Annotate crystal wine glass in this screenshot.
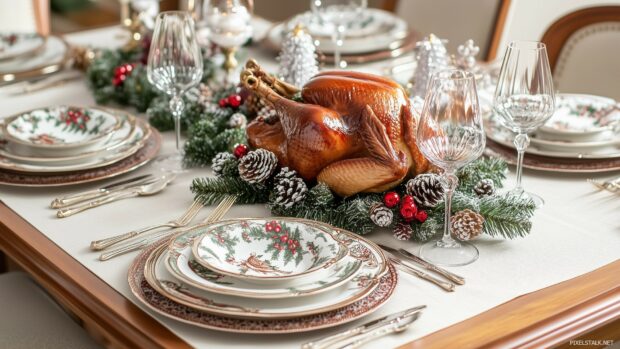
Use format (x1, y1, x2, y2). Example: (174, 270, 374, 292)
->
(494, 41, 555, 207)
(310, 0, 367, 69)
(147, 11, 203, 172)
(417, 69, 486, 266)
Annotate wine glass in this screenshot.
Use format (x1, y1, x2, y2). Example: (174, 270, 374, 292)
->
(147, 11, 204, 172)
(310, 0, 367, 69)
(417, 69, 486, 266)
(493, 41, 555, 207)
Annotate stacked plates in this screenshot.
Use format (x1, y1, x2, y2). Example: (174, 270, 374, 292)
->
(0, 33, 70, 84)
(0, 106, 161, 186)
(486, 94, 620, 172)
(128, 218, 397, 333)
(264, 9, 416, 64)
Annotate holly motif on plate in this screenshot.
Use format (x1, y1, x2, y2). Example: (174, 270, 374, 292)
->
(187, 260, 232, 285)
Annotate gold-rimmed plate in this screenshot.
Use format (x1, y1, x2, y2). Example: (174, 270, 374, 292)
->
(0, 35, 70, 84)
(0, 33, 46, 61)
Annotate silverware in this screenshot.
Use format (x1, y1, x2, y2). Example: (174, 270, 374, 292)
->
(388, 256, 455, 292)
(587, 177, 620, 192)
(10, 72, 83, 95)
(99, 195, 237, 261)
(378, 244, 465, 285)
(302, 306, 426, 349)
(56, 174, 176, 218)
(50, 174, 154, 209)
(89, 199, 204, 251)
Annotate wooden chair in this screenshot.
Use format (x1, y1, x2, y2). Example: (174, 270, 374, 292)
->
(0, 0, 49, 35)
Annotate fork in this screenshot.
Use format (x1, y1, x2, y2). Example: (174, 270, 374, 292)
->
(89, 199, 204, 251)
(98, 195, 237, 261)
(587, 177, 620, 192)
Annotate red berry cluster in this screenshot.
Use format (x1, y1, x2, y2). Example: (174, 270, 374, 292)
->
(265, 221, 300, 254)
(62, 109, 89, 128)
(233, 143, 249, 158)
(383, 191, 428, 223)
(112, 63, 135, 87)
(219, 94, 243, 109)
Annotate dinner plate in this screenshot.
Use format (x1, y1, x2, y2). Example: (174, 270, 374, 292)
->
(128, 236, 397, 333)
(191, 219, 348, 282)
(167, 220, 362, 299)
(2, 106, 122, 154)
(0, 118, 150, 173)
(0, 111, 137, 165)
(0, 35, 70, 83)
(144, 220, 388, 319)
(0, 33, 46, 61)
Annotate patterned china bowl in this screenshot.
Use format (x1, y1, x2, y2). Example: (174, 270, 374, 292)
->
(192, 219, 349, 283)
(1, 106, 121, 156)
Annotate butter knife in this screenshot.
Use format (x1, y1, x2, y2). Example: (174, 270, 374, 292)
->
(301, 306, 426, 349)
(388, 256, 455, 292)
(50, 174, 153, 208)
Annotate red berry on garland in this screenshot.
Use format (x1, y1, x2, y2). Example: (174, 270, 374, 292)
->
(415, 210, 428, 223)
(227, 94, 242, 108)
(399, 200, 418, 222)
(383, 191, 400, 208)
(233, 144, 249, 158)
(402, 195, 414, 204)
(219, 98, 229, 108)
(112, 63, 136, 87)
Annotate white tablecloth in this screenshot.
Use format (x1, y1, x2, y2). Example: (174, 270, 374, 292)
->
(0, 24, 619, 349)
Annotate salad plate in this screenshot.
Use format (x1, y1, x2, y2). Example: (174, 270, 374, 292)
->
(0, 33, 46, 61)
(0, 35, 70, 83)
(167, 220, 362, 299)
(192, 219, 348, 282)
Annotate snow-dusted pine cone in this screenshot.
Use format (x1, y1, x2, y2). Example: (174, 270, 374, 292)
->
(451, 209, 485, 241)
(228, 112, 247, 129)
(474, 179, 495, 197)
(238, 149, 278, 184)
(406, 173, 444, 208)
(369, 203, 393, 227)
(211, 152, 236, 177)
(393, 223, 413, 241)
(197, 83, 213, 106)
(271, 167, 308, 209)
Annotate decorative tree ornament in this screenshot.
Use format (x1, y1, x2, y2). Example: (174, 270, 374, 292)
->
(369, 203, 393, 227)
(383, 191, 401, 208)
(233, 143, 249, 159)
(408, 34, 450, 98)
(393, 223, 413, 241)
(474, 179, 495, 197)
(277, 24, 319, 87)
(406, 173, 445, 208)
(272, 167, 308, 209)
(228, 112, 247, 129)
(399, 199, 418, 222)
(238, 148, 278, 184)
(454, 39, 480, 71)
(211, 152, 237, 177)
(451, 209, 485, 241)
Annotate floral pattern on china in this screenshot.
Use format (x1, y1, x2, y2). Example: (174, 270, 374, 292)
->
(4, 106, 120, 148)
(192, 219, 348, 280)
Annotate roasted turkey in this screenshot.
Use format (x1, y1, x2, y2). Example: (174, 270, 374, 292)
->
(241, 60, 429, 197)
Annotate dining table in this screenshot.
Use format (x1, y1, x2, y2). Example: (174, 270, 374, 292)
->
(0, 19, 619, 349)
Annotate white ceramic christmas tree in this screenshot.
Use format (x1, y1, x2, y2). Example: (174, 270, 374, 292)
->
(277, 24, 319, 88)
(409, 34, 450, 98)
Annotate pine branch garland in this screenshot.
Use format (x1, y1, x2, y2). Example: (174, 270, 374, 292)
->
(457, 157, 507, 192)
(191, 177, 269, 205)
(478, 194, 535, 239)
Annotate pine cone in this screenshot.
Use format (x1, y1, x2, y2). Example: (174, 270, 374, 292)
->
(238, 149, 278, 184)
(198, 83, 213, 106)
(228, 112, 247, 129)
(211, 152, 238, 177)
(272, 167, 308, 208)
(406, 174, 444, 208)
(474, 179, 495, 197)
(451, 209, 485, 241)
(393, 223, 413, 241)
(369, 203, 393, 227)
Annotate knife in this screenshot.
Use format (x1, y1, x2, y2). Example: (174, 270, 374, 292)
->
(388, 256, 455, 292)
(301, 306, 426, 349)
(50, 174, 154, 208)
(378, 244, 465, 285)
(334, 310, 424, 349)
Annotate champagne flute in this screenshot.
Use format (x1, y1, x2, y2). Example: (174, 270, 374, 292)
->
(493, 41, 555, 207)
(310, 0, 367, 69)
(147, 11, 203, 172)
(417, 69, 486, 266)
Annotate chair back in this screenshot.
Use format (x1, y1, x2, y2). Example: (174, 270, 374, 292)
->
(0, 0, 49, 35)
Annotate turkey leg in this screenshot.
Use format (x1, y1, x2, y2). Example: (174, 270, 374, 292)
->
(242, 60, 300, 98)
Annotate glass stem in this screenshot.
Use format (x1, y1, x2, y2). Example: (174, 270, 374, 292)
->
(333, 25, 345, 69)
(513, 133, 530, 196)
(169, 95, 185, 152)
(439, 171, 459, 247)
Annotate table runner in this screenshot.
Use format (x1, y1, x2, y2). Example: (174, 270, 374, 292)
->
(0, 24, 618, 349)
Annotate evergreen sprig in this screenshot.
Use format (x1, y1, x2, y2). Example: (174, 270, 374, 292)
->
(191, 177, 270, 205)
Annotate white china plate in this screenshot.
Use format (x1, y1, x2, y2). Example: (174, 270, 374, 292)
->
(167, 220, 362, 299)
(145, 219, 388, 319)
(0, 33, 46, 61)
(0, 111, 137, 165)
(191, 219, 348, 282)
(0, 118, 150, 173)
(266, 9, 408, 54)
(0, 35, 68, 78)
(3, 106, 121, 153)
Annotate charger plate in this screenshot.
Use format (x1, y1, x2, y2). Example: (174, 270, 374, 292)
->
(129, 235, 397, 333)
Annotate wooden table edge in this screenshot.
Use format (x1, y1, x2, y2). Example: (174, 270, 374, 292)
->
(1, 201, 619, 348)
(0, 201, 191, 349)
